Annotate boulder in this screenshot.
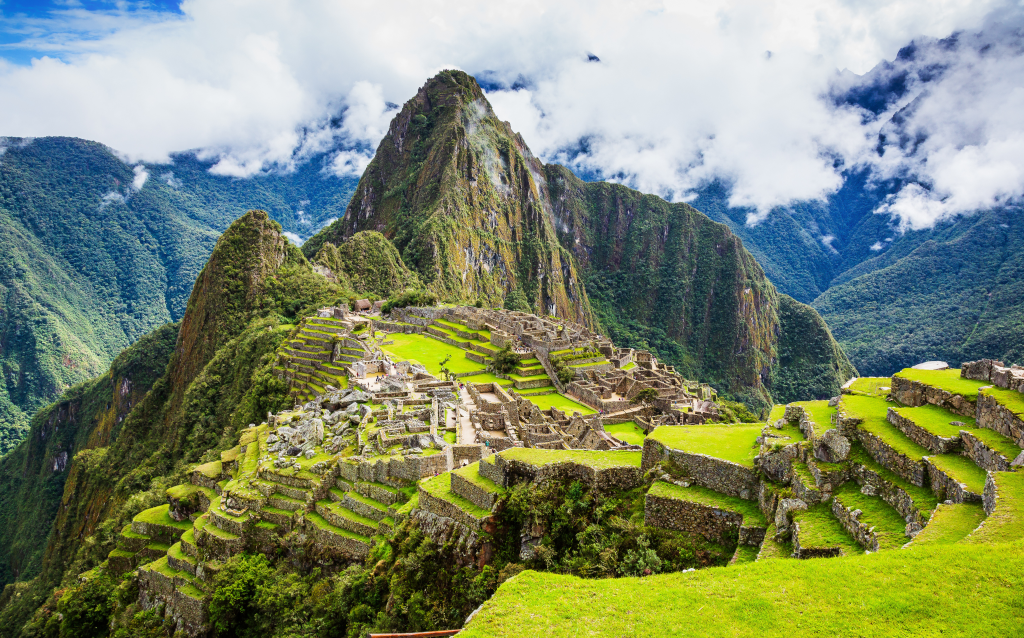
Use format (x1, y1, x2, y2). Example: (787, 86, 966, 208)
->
(775, 498, 808, 532)
(815, 428, 851, 463)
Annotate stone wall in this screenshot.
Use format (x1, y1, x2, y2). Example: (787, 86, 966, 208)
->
(418, 485, 485, 530)
(924, 458, 982, 503)
(960, 430, 1013, 472)
(479, 457, 505, 486)
(891, 375, 976, 419)
(496, 455, 644, 492)
(983, 473, 998, 516)
(641, 438, 758, 500)
(887, 407, 961, 454)
(856, 429, 927, 487)
(790, 467, 824, 505)
(851, 466, 928, 527)
(976, 393, 1024, 447)
(644, 491, 766, 546)
(451, 472, 499, 510)
(830, 498, 885, 552)
(305, 519, 371, 558)
(792, 521, 843, 559)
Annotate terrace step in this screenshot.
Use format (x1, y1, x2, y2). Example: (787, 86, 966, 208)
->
(643, 481, 767, 547)
(831, 483, 909, 551)
(314, 500, 379, 537)
(965, 471, 1024, 544)
(305, 512, 371, 558)
(924, 455, 987, 503)
(755, 523, 793, 561)
(354, 481, 404, 506)
(792, 504, 863, 559)
(906, 502, 986, 547)
(451, 462, 505, 511)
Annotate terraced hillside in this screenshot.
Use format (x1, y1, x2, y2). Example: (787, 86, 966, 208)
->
(463, 365, 1024, 636)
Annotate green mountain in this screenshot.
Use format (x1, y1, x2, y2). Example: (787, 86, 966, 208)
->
(308, 71, 855, 408)
(0, 137, 358, 453)
(0, 211, 351, 633)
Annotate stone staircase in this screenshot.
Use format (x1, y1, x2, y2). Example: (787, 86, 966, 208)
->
(274, 316, 367, 403)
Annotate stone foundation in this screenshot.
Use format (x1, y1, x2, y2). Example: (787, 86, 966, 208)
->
(976, 393, 1024, 447)
(891, 375, 976, 419)
(887, 407, 961, 454)
(857, 429, 927, 487)
(644, 492, 766, 546)
(960, 430, 1013, 473)
(642, 439, 758, 500)
(924, 458, 983, 503)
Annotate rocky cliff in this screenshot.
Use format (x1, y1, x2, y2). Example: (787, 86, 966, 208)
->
(312, 230, 420, 297)
(307, 71, 855, 407)
(304, 70, 593, 325)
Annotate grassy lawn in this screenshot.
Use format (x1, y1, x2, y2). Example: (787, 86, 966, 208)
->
(767, 404, 786, 422)
(894, 368, 988, 401)
(965, 472, 1024, 544)
(833, 483, 908, 550)
(443, 430, 457, 444)
(927, 454, 988, 494)
(892, 404, 976, 437)
(461, 539, 1024, 637)
(848, 377, 892, 397)
(622, 361, 637, 371)
(908, 503, 985, 547)
(523, 392, 596, 415)
(499, 448, 642, 470)
(648, 425, 762, 468)
(791, 400, 836, 428)
(983, 386, 1024, 416)
(462, 372, 514, 386)
(756, 523, 792, 560)
(134, 504, 193, 531)
(846, 443, 938, 515)
(419, 473, 492, 518)
(648, 481, 766, 527)
(792, 504, 862, 556)
(842, 395, 929, 460)
(453, 461, 504, 493)
(605, 421, 646, 445)
(380, 333, 487, 375)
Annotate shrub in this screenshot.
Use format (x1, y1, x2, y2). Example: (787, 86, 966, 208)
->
(382, 289, 438, 314)
(490, 345, 521, 375)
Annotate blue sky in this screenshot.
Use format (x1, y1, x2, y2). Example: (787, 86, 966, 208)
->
(0, 0, 182, 65)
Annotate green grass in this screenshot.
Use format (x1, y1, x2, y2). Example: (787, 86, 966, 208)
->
(832, 483, 908, 550)
(194, 460, 222, 479)
(790, 400, 836, 429)
(419, 473, 492, 518)
(305, 512, 372, 542)
(963, 427, 1022, 461)
(120, 523, 148, 540)
(792, 504, 862, 556)
(462, 372, 514, 386)
(460, 539, 1024, 637)
(521, 392, 596, 415)
(894, 368, 988, 401)
(133, 504, 193, 531)
(380, 332, 487, 375)
(453, 462, 505, 494)
(966, 472, 1024, 544)
(908, 503, 985, 547)
(927, 454, 988, 494)
(983, 386, 1024, 416)
(791, 461, 816, 489)
(848, 377, 892, 397)
(648, 482, 766, 527)
(730, 544, 760, 564)
(846, 443, 938, 515)
(622, 361, 637, 371)
(892, 404, 976, 437)
(395, 493, 419, 517)
(767, 405, 786, 422)
(345, 491, 387, 512)
(604, 421, 646, 446)
(167, 541, 196, 565)
(648, 425, 762, 468)
(756, 524, 792, 561)
(499, 448, 642, 470)
(842, 395, 929, 460)
(443, 430, 457, 444)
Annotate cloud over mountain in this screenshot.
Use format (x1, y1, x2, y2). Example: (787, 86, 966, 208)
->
(0, 0, 1018, 226)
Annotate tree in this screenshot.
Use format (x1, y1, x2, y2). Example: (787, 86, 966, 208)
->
(490, 345, 521, 375)
(439, 355, 454, 382)
(630, 388, 660, 416)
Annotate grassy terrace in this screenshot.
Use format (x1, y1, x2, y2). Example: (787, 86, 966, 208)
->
(909, 503, 986, 547)
(792, 504, 862, 556)
(453, 461, 505, 493)
(891, 404, 976, 437)
(134, 504, 193, 531)
(791, 400, 836, 429)
(434, 318, 490, 340)
(842, 395, 929, 460)
(648, 424, 762, 468)
(380, 333, 486, 375)
(756, 523, 792, 561)
(420, 473, 491, 518)
(848, 377, 892, 397)
(463, 373, 514, 386)
(306, 512, 371, 542)
(846, 444, 939, 514)
(499, 448, 642, 470)
(966, 472, 1024, 544)
(604, 421, 646, 446)
(893, 368, 988, 401)
(927, 454, 988, 494)
(461, 540, 1024, 637)
(648, 482, 766, 527)
(522, 392, 595, 415)
(983, 386, 1024, 416)
(833, 483, 908, 550)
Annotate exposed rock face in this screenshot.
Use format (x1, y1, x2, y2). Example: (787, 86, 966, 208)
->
(774, 498, 808, 532)
(312, 231, 420, 297)
(306, 71, 856, 408)
(815, 428, 852, 463)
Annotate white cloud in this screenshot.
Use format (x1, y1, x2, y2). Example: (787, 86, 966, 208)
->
(282, 231, 303, 245)
(0, 0, 1013, 218)
(132, 163, 148, 190)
